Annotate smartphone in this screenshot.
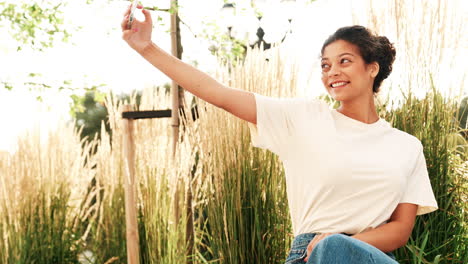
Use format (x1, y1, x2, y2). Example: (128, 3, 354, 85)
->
(127, 0, 138, 29)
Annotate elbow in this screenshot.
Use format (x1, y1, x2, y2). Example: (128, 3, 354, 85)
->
(396, 239, 407, 250)
(211, 89, 228, 110)
(400, 235, 410, 248)
(395, 233, 411, 250)
(385, 236, 407, 252)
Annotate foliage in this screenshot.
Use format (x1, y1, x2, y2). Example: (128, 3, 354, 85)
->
(0, 124, 97, 264)
(386, 89, 467, 264)
(70, 88, 147, 145)
(191, 48, 297, 263)
(201, 20, 247, 65)
(71, 90, 110, 143)
(0, 1, 72, 51)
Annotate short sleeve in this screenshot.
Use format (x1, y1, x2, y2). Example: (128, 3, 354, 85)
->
(400, 143, 438, 215)
(247, 93, 297, 156)
(248, 93, 324, 157)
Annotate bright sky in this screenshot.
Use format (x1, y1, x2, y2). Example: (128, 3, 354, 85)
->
(0, 0, 466, 153)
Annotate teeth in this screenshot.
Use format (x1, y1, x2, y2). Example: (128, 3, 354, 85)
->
(331, 82, 348, 88)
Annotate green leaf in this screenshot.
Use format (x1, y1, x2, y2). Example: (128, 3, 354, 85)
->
(432, 255, 441, 264)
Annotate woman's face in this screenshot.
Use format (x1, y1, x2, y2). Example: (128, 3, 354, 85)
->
(320, 40, 378, 102)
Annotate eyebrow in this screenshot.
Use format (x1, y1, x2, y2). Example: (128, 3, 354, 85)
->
(321, 52, 356, 61)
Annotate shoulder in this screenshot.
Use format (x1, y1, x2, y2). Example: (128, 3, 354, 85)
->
(386, 126, 423, 151)
(254, 93, 330, 113)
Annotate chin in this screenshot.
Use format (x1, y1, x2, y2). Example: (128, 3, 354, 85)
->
(327, 92, 345, 102)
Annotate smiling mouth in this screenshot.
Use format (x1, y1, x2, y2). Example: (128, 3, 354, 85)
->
(330, 81, 350, 88)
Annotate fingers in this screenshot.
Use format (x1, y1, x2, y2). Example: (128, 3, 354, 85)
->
(141, 8, 152, 24)
(123, 3, 132, 17)
(121, 14, 137, 31)
(304, 236, 317, 262)
(122, 29, 131, 41)
(121, 14, 130, 31)
(304, 233, 332, 262)
(304, 236, 318, 262)
(134, 9, 153, 25)
(121, 5, 152, 31)
(122, 3, 133, 31)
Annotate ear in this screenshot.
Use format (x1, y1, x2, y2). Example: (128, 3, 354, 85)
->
(369, 62, 379, 78)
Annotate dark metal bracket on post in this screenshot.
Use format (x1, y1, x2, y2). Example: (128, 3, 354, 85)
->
(122, 107, 199, 121)
(122, 109, 172, 120)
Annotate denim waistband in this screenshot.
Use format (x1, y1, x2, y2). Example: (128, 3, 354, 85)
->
(290, 232, 396, 261)
(291, 233, 318, 249)
(291, 232, 353, 249)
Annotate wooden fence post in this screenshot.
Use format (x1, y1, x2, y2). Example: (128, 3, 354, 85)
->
(122, 104, 140, 264)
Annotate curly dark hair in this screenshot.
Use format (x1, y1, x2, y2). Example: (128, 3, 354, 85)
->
(321, 25, 396, 93)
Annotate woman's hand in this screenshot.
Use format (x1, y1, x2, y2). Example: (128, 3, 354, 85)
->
(304, 233, 338, 262)
(121, 4, 153, 54)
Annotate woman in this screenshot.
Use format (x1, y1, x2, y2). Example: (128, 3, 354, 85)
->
(121, 5, 438, 264)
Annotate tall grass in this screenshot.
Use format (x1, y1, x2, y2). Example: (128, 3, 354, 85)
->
(0, 124, 96, 263)
(84, 90, 190, 264)
(1, 60, 466, 263)
(378, 88, 467, 264)
(188, 48, 295, 263)
(130, 88, 192, 264)
(353, 0, 466, 101)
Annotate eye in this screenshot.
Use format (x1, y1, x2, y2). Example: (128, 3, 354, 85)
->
(341, 58, 351, 63)
(321, 63, 330, 70)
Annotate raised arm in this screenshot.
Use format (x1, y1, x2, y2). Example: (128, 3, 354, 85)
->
(121, 5, 256, 124)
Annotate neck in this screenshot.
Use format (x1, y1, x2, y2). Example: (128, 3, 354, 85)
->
(337, 94, 379, 124)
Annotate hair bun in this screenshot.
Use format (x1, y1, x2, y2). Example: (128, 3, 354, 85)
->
(376, 36, 396, 80)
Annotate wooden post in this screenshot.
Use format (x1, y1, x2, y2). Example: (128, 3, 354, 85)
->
(170, 0, 182, 243)
(122, 104, 140, 264)
(170, 0, 180, 159)
(170, 1, 194, 262)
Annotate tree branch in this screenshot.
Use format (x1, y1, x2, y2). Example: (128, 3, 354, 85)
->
(178, 17, 197, 38)
(145, 7, 170, 12)
(143, 5, 198, 39)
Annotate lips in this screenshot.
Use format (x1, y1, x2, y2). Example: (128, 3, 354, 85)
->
(329, 81, 350, 88)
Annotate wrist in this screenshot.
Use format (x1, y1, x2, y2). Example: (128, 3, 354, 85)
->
(138, 41, 156, 57)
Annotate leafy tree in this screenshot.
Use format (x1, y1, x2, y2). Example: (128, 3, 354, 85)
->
(201, 19, 247, 64)
(0, 1, 73, 51)
(71, 90, 110, 142)
(70, 88, 147, 143)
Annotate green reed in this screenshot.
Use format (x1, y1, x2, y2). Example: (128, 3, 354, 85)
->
(379, 86, 467, 264)
(185, 48, 296, 263)
(0, 125, 96, 264)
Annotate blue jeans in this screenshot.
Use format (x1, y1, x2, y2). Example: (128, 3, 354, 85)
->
(285, 233, 398, 264)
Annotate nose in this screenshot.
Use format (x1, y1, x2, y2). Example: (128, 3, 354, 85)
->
(328, 64, 341, 77)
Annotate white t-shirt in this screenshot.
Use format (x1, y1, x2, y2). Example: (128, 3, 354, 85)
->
(248, 93, 438, 236)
